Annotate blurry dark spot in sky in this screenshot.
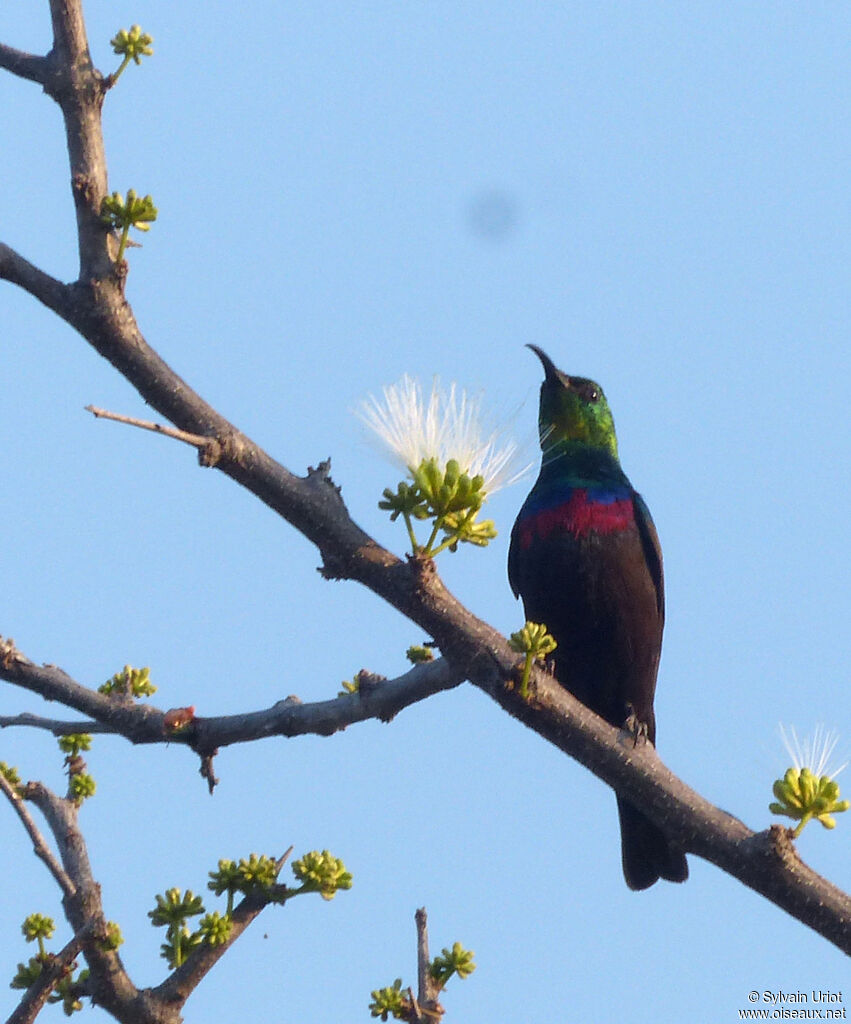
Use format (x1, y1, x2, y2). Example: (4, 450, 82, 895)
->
(465, 189, 519, 242)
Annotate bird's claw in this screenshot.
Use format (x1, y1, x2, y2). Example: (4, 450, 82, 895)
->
(623, 706, 649, 747)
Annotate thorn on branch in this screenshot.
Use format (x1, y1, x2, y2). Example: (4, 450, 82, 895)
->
(276, 846, 295, 873)
(306, 458, 338, 489)
(199, 752, 219, 794)
(318, 559, 344, 581)
(306, 459, 346, 506)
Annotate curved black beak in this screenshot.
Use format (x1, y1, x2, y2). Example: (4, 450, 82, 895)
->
(526, 344, 563, 384)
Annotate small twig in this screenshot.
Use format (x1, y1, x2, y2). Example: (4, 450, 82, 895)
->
(85, 405, 213, 451)
(0, 772, 76, 899)
(0, 243, 70, 314)
(414, 907, 441, 1022)
(276, 846, 295, 872)
(415, 907, 430, 1007)
(0, 711, 104, 735)
(0, 42, 48, 85)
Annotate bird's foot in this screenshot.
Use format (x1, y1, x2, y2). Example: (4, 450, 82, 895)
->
(622, 705, 650, 748)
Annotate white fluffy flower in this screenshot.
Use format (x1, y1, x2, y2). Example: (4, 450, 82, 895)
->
(779, 724, 847, 779)
(357, 374, 527, 495)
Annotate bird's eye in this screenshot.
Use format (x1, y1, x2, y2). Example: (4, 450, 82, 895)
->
(587, 388, 599, 403)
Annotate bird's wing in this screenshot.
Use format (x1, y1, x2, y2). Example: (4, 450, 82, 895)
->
(507, 515, 522, 599)
(633, 492, 665, 622)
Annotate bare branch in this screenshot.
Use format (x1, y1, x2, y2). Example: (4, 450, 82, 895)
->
(0, 42, 48, 85)
(85, 404, 217, 453)
(0, 639, 464, 751)
(0, 772, 75, 899)
(193, 659, 464, 748)
(0, 711, 106, 735)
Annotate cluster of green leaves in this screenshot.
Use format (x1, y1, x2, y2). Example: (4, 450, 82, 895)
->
(508, 621, 558, 700)
(100, 27, 156, 264)
(58, 734, 96, 807)
(109, 24, 154, 82)
(100, 190, 158, 263)
(10, 912, 120, 1015)
(0, 760, 23, 793)
(338, 645, 434, 698)
(291, 850, 353, 901)
(770, 767, 850, 837)
(149, 888, 208, 969)
(380, 458, 497, 558)
(99, 664, 156, 700)
(405, 644, 434, 664)
(430, 942, 476, 987)
(369, 942, 476, 1021)
(338, 671, 365, 697)
(151, 851, 352, 968)
(369, 978, 407, 1022)
(3, 736, 96, 806)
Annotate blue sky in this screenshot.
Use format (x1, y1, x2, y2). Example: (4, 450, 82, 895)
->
(2, 2, 851, 1021)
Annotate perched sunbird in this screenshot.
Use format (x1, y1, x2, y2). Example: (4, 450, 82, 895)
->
(508, 346, 688, 890)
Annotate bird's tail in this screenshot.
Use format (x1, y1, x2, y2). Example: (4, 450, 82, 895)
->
(616, 797, 688, 891)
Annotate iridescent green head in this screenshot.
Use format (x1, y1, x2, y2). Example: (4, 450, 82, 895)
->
(527, 345, 618, 459)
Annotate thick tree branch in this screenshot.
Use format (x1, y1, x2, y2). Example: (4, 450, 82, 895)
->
(0, 42, 48, 85)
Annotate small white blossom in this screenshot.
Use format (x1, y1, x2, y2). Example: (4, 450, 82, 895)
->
(779, 723, 847, 779)
(357, 374, 528, 495)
